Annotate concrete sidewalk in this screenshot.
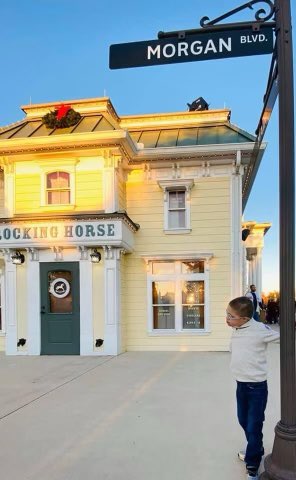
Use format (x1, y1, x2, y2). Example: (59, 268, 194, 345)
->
(0, 344, 280, 480)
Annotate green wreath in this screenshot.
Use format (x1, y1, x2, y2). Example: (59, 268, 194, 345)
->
(42, 108, 81, 129)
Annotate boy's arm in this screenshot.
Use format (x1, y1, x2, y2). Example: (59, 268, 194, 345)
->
(263, 324, 280, 343)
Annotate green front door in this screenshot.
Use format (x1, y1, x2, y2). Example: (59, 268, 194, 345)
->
(40, 262, 80, 355)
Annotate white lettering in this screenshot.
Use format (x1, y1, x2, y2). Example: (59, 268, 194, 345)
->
(163, 44, 176, 58)
(190, 40, 203, 55)
(219, 37, 232, 52)
(178, 42, 189, 56)
(259, 34, 266, 42)
(147, 45, 161, 60)
(204, 39, 217, 54)
(241, 36, 247, 43)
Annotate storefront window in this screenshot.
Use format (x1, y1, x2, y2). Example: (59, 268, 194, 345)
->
(148, 260, 208, 333)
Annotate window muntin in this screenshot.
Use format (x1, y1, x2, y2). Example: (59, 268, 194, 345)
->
(149, 261, 207, 332)
(46, 171, 70, 205)
(168, 190, 186, 229)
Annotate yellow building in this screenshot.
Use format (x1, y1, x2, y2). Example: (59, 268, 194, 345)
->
(0, 97, 266, 355)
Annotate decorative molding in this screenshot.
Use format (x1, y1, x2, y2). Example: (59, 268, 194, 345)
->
(52, 246, 63, 261)
(78, 245, 88, 260)
(26, 247, 39, 261)
(140, 252, 213, 263)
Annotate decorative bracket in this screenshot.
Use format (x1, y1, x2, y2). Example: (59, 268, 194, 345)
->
(200, 1, 275, 28)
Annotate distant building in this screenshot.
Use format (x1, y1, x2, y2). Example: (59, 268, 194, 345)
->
(0, 97, 268, 355)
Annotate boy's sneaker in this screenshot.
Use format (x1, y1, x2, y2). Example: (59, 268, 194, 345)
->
(247, 467, 258, 479)
(238, 451, 245, 461)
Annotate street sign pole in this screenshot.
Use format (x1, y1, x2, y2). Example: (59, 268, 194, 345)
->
(260, 1, 296, 476)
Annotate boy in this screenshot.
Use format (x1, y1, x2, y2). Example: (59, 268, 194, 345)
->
(226, 296, 280, 479)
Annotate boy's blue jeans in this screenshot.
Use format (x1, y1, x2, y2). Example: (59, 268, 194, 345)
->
(236, 380, 268, 471)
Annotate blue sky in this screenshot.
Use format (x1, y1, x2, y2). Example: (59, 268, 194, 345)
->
(1, 0, 295, 292)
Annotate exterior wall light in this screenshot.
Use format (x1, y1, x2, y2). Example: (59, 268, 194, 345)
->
(90, 249, 101, 263)
(11, 251, 25, 265)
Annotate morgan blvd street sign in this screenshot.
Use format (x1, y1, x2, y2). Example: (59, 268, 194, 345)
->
(110, 27, 274, 69)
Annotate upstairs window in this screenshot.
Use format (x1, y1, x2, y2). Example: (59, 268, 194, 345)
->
(158, 179, 194, 233)
(168, 190, 186, 229)
(46, 171, 70, 205)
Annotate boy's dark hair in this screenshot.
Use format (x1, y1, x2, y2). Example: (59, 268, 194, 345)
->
(229, 296, 253, 319)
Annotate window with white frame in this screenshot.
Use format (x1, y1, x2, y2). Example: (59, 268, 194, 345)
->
(46, 171, 70, 205)
(148, 259, 208, 332)
(158, 179, 194, 232)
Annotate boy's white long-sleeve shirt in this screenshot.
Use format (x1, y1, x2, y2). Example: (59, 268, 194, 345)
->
(230, 319, 280, 382)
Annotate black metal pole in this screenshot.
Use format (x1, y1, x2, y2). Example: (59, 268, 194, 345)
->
(260, 0, 296, 478)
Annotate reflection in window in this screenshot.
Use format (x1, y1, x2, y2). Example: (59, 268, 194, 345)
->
(182, 281, 204, 329)
(138, 131, 160, 148)
(177, 128, 198, 146)
(152, 281, 175, 329)
(181, 261, 204, 274)
(46, 171, 70, 205)
(168, 190, 186, 229)
(157, 130, 178, 147)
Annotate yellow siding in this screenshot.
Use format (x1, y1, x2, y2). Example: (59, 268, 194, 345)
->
(15, 174, 41, 213)
(14, 159, 104, 214)
(118, 175, 127, 211)
(125, 175, 232, 351)
(75, 170, 103, 211)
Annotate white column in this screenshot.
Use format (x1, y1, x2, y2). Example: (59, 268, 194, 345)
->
(79, 248, 94, 355)
(230, 159, 243, 298)
(27, 249, 40, 355)
(256, 247, 263, 296)
(104, 246, 121, 355)
(5, 256, 17, 355)
(248, 253, 257, 287)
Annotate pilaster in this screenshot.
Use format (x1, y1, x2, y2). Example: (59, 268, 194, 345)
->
(103, 246, 121, 355)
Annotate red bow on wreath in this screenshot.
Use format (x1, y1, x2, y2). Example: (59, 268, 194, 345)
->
(56, 104, 71, 120)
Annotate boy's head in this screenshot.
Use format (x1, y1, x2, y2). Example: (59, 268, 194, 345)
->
(226, 296, 253, 327)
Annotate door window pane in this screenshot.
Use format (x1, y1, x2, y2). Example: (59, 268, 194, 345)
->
(48, 271, 72, 313)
